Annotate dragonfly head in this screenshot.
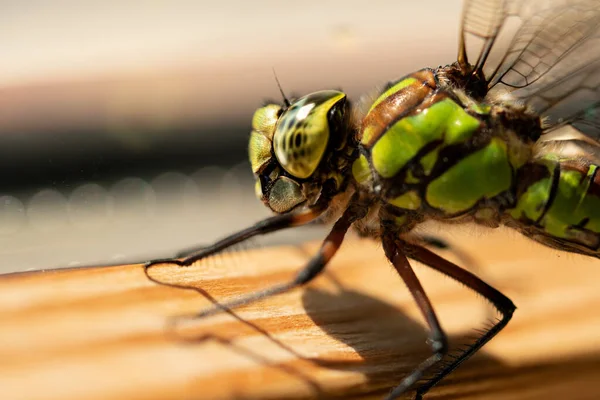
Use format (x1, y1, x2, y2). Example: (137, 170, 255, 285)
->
(248, 90, 353, 213)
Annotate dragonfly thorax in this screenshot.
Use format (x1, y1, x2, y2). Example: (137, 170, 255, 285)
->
(351, 68, 542, 230)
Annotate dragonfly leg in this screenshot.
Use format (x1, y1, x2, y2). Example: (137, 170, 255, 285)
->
(402, 242, 516, 400)
(411, 234, 478, 273)
(146, 202, 328, 269)
(381, 234, 448, 400)
(185, 201, 367, 319)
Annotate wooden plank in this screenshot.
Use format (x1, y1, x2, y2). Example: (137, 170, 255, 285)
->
(1, 227, 599, 400)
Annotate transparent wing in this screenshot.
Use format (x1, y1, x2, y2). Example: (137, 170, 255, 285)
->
(547, 102, 600, 144)
(536, 133, 600, 166)
(458, 0, 511, 72)
(460, 0, 600, 92)
(570, 103, 600, 142)
(460, 0, 600, 140)
(514, 33, 600, 140)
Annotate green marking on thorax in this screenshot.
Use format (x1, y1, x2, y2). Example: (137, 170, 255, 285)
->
(352, 154, 371, 187)
(508, 160, 554, 222)
(509, 180, 552, 222)
(420, 148, 440, 176)
(426, 138, 512, 214)
(389, 191, 421, 210)
(394, 215, 408, 226)
(454, 89, 491, 116)
(371, 98, 480, 178)
(582, 165, 600, 233)
(361, 125, 378, 147)
(468, 102, 491, 115)
(405, 170, 420, 184)
(369, 77, 417, 112)
(542, 165, 600, 239)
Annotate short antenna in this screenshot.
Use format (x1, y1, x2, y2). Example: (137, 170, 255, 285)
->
(272, 68, 290, 108)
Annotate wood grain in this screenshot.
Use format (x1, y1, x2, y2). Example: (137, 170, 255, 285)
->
(1, 227, 600, 400)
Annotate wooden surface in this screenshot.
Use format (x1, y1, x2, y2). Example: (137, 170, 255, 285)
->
(1, 228, 600, 400)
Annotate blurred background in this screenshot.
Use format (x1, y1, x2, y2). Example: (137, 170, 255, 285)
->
(0, 0, 462, 273)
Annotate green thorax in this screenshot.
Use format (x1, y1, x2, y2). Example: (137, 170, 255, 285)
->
(507, 153, 600, 256)
(352, 68, 536, 224)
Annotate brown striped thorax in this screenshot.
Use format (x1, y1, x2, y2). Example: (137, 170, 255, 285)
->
(353, 68, 543, 226)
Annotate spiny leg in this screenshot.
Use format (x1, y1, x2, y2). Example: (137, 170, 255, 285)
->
(188, 201, 367, 318)
(381, 234, 448, 400)
(411, 234, 478, 273)
(402, 242, 515, 400)
(147, 201, 328, 268)
(413, 233, 499, 321)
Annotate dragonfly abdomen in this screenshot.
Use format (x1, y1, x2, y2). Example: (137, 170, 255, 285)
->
(508, 157, 600, 257)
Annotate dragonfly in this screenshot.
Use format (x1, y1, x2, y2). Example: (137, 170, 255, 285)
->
(147, 0, 600, 398)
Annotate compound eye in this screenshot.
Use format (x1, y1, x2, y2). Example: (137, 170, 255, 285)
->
(273, 90, 345, 179)
(249, 104, 282, 174)
(252, 104, 281, 140)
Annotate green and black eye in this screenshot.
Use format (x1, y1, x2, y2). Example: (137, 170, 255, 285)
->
(248, 104, 281, 175)
(272, 90, 346, 179)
